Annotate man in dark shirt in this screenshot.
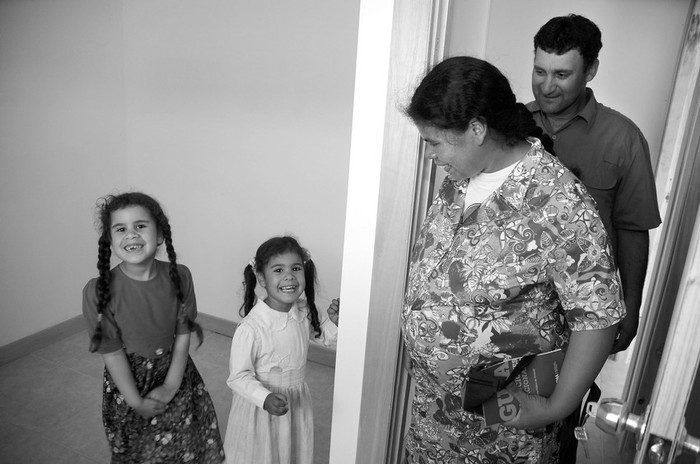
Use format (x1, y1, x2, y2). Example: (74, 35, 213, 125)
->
(528, 14, 661, 355)
(528, 14, 662, 463)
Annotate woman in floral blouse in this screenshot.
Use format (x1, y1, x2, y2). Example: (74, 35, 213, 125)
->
(401, 56, 624, 463)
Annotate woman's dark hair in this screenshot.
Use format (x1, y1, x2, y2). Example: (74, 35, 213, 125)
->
(240, 236, 322, 337)
(89, 192, 203, 352)
(407, 56, 551, 150)
(534, 14, 602, 71)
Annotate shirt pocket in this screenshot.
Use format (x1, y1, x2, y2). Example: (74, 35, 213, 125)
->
(578, 161, 618, 218)
(579, 159, 618, 191)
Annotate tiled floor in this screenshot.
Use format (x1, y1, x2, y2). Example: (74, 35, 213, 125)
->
(0, 330, 335, 464)
(0, 327, 634, 464)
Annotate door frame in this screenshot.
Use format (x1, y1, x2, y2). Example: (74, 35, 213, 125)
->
(634, 205, 700, 461)
(623, 0, 700, 445)
(328, 0, 448, 462)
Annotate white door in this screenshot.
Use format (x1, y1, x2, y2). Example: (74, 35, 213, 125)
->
(592, 4, 700, 461)
(593, 202, 700, 463)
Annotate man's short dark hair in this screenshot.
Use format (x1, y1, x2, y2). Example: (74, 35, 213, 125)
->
(534, 14, 602, 70)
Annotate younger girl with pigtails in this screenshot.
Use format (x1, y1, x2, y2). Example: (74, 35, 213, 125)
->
(82, 192, 225, 463)
(223, 235, 339, 464)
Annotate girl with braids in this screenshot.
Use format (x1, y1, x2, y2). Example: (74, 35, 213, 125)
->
(82, 192, 225, 463)
(400, 56, 623, 463)
(223, 236, 339, 464)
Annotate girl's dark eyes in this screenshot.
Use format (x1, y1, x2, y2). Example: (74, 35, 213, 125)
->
(113, 224, 147, 232)
(271, 266, 303, 272)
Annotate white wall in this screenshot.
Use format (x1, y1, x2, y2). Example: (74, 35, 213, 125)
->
(0, 0, 126, 346)
(448, 0, 691, 169)
(0, 0, 359, 346)
(120, 1, 359, 324)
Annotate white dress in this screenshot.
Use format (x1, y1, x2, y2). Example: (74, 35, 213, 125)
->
(224, 299, 337, 464)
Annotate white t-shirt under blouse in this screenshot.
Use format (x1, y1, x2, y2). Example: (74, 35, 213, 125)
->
(464, 162, 519, 207)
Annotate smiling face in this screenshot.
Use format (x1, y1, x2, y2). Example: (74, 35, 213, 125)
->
(109, 206, 161, 272)
(257, 251, 306, 312)
(531, 48, 597, 119)
(418, 123, 489, 181)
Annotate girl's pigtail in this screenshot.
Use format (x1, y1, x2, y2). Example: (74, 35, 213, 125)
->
(182, 304, 204, 347)
(89, 314, 103, 353)
(239, 264, 258, 318)
(303, 258, 322, 337)
(163, 223, 203, 348)
(90, 234, 113, 352)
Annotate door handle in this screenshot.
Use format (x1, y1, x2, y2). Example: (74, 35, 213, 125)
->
(594, 398, 649, 449)
(591, 398, 700, 462)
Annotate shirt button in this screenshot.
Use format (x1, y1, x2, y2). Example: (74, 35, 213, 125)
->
(155, 348, 164, 356)
(552, 135, 557, 140)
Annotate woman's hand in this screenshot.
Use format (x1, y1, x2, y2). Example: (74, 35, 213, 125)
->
(500, 326, 617, 430)
(328, 298, 339, 326)
(499, 385, 558, 430)
(263, 393, 289, 416)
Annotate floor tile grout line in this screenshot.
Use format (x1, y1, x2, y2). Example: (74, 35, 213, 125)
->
(42, 432, 104, 464)
(28, 352, 103, 380)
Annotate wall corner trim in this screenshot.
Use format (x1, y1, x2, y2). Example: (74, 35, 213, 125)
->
(0, 315, 86, 366)
(0, 312, 336, 369)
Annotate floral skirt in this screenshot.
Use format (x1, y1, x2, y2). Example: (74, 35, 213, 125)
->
(224, 368, 313, 464)
(102, 352, 225, 463)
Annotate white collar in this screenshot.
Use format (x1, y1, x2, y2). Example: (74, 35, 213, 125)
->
(251, 299, 307, 331)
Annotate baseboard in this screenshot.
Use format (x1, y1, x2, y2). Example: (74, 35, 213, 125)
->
(306, 342, 337, 369)
(198, 312, 337, 369)
(197, 312, 237, 337)
(0, 313, 337, 369)
(0, 315, 86, 366)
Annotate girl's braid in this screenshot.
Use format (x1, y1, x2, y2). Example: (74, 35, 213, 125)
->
(160, 218, 203, 348)
(239, 264, 258, 318)
(89, 233, 113, 352)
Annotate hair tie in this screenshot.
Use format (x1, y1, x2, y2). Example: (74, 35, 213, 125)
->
(303, 250, 312, 263)
(248, 257, 257, 271)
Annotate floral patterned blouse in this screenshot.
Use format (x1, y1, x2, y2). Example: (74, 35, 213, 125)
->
(401, 139, 624, 463)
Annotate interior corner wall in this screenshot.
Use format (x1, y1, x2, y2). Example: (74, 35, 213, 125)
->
(0, 0, 127, 347)
(120, 1, 359, 325)
(0, 0, 359, 347)
(447, 0, 692, 170)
